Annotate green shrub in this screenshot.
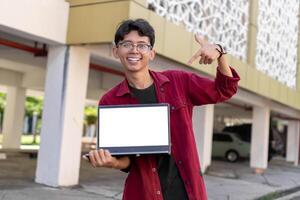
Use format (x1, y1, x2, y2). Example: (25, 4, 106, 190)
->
(84, 106, 97, 125)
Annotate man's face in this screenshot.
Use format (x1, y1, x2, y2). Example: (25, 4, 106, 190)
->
(113, 31, 155, 73)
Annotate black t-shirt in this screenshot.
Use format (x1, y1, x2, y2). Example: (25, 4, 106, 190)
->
(129, 84, 188, 200)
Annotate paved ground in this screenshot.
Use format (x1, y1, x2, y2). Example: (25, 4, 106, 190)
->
(206, 159, 300, 200)
(0, 152, 300, 200)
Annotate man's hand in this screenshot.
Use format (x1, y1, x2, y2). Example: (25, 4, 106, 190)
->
(188, 34, 233, 77)
(85, 149, 130, 170)
(188, 34, 221, 65)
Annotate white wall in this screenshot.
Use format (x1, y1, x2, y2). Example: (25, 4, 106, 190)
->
(0, 0, 69, 44)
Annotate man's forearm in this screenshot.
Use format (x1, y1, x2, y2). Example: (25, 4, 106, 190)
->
(217, 55, 233, 77)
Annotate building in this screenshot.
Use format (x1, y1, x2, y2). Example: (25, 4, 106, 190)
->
(0, 0, 299, 187)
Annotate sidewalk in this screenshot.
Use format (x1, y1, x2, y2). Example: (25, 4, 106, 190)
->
(206, 159, 300, 200)
(0, 152, 300, 200)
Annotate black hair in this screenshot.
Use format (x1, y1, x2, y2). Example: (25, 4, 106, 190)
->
(114, 19, 155, 47)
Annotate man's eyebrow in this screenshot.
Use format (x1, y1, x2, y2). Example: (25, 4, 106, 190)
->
(121, 40, 149, 44)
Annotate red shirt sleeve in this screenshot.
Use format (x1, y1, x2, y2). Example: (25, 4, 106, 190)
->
(186, 66, 240, 105)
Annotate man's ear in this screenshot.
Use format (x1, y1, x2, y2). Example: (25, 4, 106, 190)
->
(149, 49, 156, 61)
(112, 46, 119, 59)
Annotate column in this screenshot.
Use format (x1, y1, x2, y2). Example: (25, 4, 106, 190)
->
(250, 106, 270, 173)
(35, 45, 90, 187)
(193, 105, 214, 173)
(297, 126, 300, 166)
(2, 86, 26, 149)
(31, 112, 38, 134)
(286, 121, 299, 162)
(295, 3, 300, 165)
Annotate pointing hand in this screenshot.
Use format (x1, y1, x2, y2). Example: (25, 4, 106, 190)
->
(188, 34, 221, 65)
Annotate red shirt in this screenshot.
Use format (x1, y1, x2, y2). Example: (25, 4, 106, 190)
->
(99, 68, 240, 200)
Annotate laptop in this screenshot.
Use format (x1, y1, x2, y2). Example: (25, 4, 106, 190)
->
(97, 103, 171, 155)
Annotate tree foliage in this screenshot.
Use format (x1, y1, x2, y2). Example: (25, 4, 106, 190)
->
(0, 93, 6, 113)
(84, 106, 97, 125)
(25, 96, 43, 117)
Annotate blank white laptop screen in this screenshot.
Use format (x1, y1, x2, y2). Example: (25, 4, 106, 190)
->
(97, 104, 170, 155)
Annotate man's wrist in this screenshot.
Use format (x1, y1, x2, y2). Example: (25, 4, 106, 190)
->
(113, 156, 130, 170)
(217, 55, 233, 77)
(215, 44, 227, 59)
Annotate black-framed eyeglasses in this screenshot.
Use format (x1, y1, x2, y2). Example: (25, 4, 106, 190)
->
(117, 41, 152, 53)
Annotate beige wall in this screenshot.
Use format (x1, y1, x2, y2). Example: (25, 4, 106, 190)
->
(66, 0, 300, 110)
(0, 0, 69, 44)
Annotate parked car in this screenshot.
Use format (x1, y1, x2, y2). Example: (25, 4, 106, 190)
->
(223, 124, 251, 142)
(212, 132, 250, 162)
(223, 123, 285, 160)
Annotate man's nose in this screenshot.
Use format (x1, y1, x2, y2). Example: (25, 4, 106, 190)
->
(129, 44, 139, 52)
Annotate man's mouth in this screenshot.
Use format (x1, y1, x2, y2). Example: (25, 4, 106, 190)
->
(127, 57, 142, 62)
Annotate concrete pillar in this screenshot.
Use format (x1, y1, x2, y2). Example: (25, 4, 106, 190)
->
(286, 121, 300, 165)
(193, 105, 214, 173)
(286, 121, 297, 162)
(296, 4, 300, 145)
(32, 113, 38, 134)
(297, 129, 300, 166)
(35, 45, 90, 187)
(250, 106, 270, 172)
(2, 86, 26, 149)
(23, 116, 29, 134)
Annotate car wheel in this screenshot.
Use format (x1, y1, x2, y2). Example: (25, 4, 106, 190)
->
(225, 150, 239, 162)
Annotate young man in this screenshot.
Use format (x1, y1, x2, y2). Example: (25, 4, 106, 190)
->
(87, 19, 240, 200)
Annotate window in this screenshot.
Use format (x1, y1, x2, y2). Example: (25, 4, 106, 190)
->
(213, 134, 233, 142)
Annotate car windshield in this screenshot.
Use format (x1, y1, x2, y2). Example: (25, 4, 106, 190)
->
(213, 134, 232, 142)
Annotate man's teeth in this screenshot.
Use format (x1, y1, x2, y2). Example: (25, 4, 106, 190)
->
(127, 58, 141, 61)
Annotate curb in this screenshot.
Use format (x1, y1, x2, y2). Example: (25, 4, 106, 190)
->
(255, 186, 300, 200)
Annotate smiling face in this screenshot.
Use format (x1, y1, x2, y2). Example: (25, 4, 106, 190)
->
(113, 31, 155, 73)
